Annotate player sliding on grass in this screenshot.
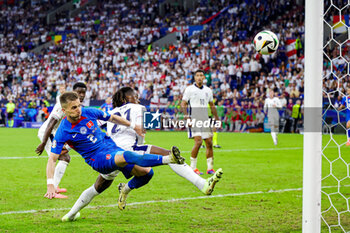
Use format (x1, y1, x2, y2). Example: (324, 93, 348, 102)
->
(61, 87, 223, 222)
(35, 82, 87, 198)
(45, 91, 185, 200)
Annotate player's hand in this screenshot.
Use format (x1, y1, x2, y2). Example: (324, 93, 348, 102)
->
(214, 119, 222, 131)
(35, 143, 45, 156)
(134, 125, 146, 137)
(44, 184, 56, 199)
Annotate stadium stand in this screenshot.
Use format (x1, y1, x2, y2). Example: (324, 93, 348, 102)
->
(0, 0, 310, 132)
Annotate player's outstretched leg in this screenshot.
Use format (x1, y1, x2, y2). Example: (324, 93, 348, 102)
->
(121, 147, 185, 167)
(62, 212, 80, 222)
(62, 175, 114, 221)
(201, 168, 223, 195)
(54, 153, 70, 197)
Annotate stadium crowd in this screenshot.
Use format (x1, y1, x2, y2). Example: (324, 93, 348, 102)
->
(0, 0, 306, 132)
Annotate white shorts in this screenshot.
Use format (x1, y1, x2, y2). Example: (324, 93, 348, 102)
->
(100, 144, 152, 180)
(38, 132, 71, 156)
(187, 127, 213, 139)
(268, 115, 280, 127)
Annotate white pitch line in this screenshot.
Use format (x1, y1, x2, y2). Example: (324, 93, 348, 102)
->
(0, 147, 305, 160)
(0, 187, 303, 216)
(0, 185, 345, 216)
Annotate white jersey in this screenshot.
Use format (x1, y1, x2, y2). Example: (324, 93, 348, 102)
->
(264, 97, 281, 117)
(107, 103, 146, 150)
(38, 96, 65, 137)
(182, 84, 213, 120)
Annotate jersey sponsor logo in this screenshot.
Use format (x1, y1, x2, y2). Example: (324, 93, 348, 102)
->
(52, 140, 57, 148)
(143, 110, 161, 129)
(86, 121, 94, 129)
(80, 126, 87, 134)
(106, 154, 111, 160)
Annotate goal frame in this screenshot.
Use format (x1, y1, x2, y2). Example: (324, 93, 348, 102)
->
(302, 0, 323, 232)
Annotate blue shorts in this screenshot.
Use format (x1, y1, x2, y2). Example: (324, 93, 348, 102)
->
(87, 147, 133, 175)
(346, 111, 350, 122)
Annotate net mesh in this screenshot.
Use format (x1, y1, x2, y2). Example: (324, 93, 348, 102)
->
(322, 0, 350, 231)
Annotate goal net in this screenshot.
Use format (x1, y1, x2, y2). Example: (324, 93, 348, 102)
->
(311, 0, 350, 232)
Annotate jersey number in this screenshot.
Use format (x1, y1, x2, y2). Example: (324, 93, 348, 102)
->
(87, 134, 97, 143)
(200, 99, 205, 105)
(111, 108, 131, 134)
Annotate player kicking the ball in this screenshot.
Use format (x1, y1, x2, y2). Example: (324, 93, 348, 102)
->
(61, 88, 223, 221)
(264, 90, 282, 145)
(45, 91, 185, 203)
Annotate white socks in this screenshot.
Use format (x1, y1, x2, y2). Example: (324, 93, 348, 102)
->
(162, 156, 171, 164)
(207, 157, 214, 170)
(54, 160, 69, 188)
(67, 185, 99, 219)
(123, 183, 131, 194)
(190, 157, 197, 170)
(169, 163, 205, 190)
(271, 132, 278, 145)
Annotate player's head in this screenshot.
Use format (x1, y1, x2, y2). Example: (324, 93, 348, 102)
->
(73, 82, 87, 103)
(60, 91, 82, 122)
(194, 69, 205, 87)
(106, 97, 112, 104)
(269, 89, 274, 98)
(112, 87, 139, 108)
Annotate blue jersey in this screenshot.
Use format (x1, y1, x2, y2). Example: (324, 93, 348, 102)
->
(341, 96, 350, 121)
(101, 103, 113, 112)
(341, 96, 350, 110)
(51, 108, 118, 163)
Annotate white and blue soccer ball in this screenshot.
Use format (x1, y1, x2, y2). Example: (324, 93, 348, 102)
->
(253, 30, 279, 55)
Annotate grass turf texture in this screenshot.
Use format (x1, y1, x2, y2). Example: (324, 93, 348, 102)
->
(0, 128, 348, 232)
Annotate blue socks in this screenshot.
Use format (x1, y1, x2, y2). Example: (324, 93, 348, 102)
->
(128, 169, 154, 189)
(123, 151, 163, 167)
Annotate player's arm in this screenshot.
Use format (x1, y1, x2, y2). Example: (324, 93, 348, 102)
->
(44, 152, 59, 199)
(209, 101, 219, 121)
(35, 118, 58, 155)
(108, 114, 145, 137)
(264, 99, 268, 113)
(180, 100, 190, 119)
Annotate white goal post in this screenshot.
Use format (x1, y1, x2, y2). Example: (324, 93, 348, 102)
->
(302, 0, 323, 232)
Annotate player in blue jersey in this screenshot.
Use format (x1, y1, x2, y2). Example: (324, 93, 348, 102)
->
(99, 97, 113, 112)
(339, 90, 350, 146)
(61, 88, 223, 221)
(45, 91, 185, 201)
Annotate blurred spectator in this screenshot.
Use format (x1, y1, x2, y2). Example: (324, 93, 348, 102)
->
(6, 99, 15, 127)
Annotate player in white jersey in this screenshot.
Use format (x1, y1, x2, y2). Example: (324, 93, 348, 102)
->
(35, 82, 87, 198)
(181, 69, 220, 175)
(61, 87, 223, 221)
(264, 90, 282, 145)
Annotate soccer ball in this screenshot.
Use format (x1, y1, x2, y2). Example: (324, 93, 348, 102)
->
(253, 30, 279, 55)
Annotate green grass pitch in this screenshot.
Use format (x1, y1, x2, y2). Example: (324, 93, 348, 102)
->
(0, 128, 348, 232)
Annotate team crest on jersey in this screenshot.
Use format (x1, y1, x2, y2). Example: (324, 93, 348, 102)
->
(52, 140, 57, 148)
(86, 120, 94, 129)
(106, 154, 111, 160)
(80, 126, 87, 134)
